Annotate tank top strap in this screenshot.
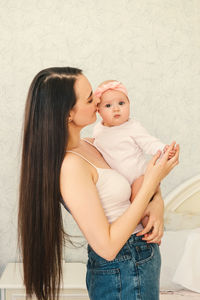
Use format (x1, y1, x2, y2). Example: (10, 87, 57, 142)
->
(82, 138, 94, 146)
(66, 150, 98, 169)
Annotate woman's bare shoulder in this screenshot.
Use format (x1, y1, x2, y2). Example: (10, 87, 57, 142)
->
(61, 152, 97, 183)
(61, 152, 87, 174)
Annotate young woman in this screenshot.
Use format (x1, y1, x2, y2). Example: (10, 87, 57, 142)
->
(18, 67, 179, 300)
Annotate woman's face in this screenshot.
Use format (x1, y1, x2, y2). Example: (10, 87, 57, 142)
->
(70, 75, 100, 128)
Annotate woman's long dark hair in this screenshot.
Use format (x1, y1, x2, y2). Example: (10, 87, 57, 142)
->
(18, 67, 82, 300)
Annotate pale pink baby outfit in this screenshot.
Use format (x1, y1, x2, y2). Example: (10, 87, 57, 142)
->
(93, 119, 166, 185)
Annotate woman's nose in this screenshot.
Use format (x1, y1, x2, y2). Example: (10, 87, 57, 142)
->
(95, 96, 101, 105)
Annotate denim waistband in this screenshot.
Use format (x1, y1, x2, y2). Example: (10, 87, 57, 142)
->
(88, 233, 143, 249)
(127, 233, 144, 244)
(87, 233, 145, 261)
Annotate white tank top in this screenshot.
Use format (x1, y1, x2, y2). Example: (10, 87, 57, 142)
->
(66, 145, 143, 235)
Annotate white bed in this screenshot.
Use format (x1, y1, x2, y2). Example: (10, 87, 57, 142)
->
(159, 174, 200, 299)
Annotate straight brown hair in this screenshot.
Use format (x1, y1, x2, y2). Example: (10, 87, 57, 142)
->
(18, 67, 82, 300)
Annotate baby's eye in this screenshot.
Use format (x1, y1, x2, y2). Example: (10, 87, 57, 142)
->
(88, 98, 93, 103)
(119, 101, 125, 105)
(105, 104, 111, 108)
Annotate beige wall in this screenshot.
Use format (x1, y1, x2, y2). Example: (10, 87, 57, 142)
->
(0, 0, 200, 275)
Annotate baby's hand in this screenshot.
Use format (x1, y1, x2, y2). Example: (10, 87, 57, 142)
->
(163, 144, 176, 159)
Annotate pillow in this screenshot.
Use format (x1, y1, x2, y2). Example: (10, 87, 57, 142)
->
(160, 229, 191, 291)
(164, 211, 200, 231)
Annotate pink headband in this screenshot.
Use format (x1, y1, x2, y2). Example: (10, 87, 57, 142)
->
(94, 81, 128, 98)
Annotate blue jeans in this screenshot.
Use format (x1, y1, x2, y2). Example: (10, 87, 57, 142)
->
(86, 234, 161, 300)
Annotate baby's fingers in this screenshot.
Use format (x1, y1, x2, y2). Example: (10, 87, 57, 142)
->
(160, 141, 176, 163)
(168, 151, 176, 159)
(169, 150, 176, 155)
(169, 144, 180, 165)
(167, 145, 180, 171)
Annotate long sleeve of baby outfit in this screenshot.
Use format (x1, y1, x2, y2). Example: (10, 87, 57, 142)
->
(92, 119, 166, 184)
(130, 120, 166, 155)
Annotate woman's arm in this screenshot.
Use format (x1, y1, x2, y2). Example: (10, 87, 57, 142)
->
(60, 143, 179, 261)
(136, 187, 164, 244)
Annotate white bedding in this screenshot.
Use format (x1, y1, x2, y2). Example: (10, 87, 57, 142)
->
(159, 174, 200, 296)
(160, 175, 200, 297)
(173, 228, 200, 293)
(160, 229, 200, 296)
(160, 229, 191, 292)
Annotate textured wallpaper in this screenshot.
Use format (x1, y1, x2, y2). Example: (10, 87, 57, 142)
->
(0, 0, 200, 277)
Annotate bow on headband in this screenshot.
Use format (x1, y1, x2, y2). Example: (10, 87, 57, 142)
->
(94, 81, 128, 98)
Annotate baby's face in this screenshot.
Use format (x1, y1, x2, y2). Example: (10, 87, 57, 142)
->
(98, 90, 130, 127)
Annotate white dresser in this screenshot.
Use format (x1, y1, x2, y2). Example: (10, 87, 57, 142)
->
(2, 263, 198, 300)
(0, 262, 89, 300)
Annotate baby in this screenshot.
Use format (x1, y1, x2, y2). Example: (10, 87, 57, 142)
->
(93, 80, 176, 227)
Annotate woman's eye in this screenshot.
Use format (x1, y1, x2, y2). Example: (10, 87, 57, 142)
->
(119, 101, 125, 105)
(105, 104, 111, 108)
(88, 98, 93, 103)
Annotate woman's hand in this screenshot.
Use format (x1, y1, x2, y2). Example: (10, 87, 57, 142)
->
(143, 142, 179, 191)
(136, 188, 164, 244)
